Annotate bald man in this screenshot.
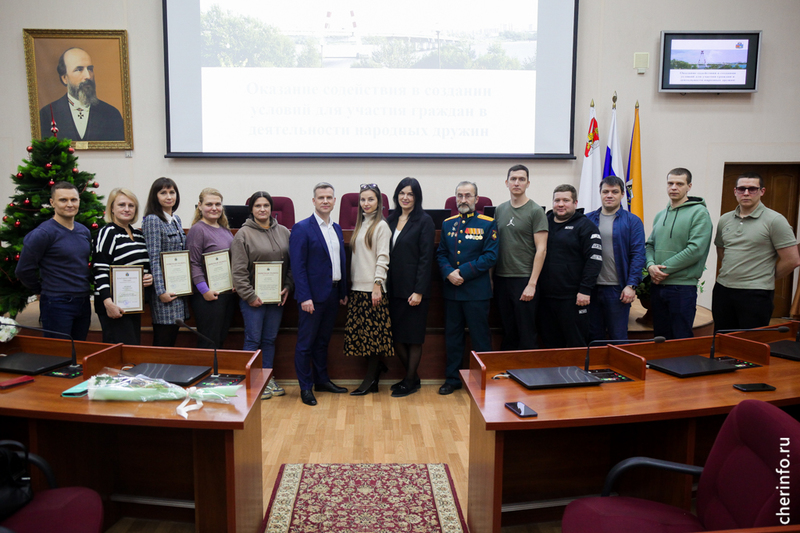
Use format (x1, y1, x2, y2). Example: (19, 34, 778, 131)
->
(39, 47, 124, 141)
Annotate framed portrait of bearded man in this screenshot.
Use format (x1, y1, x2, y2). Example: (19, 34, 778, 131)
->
(24, 29, 133, 150)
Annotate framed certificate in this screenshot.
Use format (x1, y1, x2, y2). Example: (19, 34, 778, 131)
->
(254, 262, 282, 304)
(204, 249, 233, 293)
(110, 265, 144, 313)
(161, 250, 192, 296)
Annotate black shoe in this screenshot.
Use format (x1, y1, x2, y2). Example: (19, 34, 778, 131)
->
(350, 380, 379, 396)
(314, 381, 348, 393)
(438, 383, 462, 395)
(391, 377, 420, 391)
(300, 389, 317, 406)
(391, 382, 419, 398)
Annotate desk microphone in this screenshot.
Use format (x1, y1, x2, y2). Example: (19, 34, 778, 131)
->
(0, 323, 82, 377)
(709, 326, 789, 359)
(585, 337, 665, 372)
(175, 319, 219, 376)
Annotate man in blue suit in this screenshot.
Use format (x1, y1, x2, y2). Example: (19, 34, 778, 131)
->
(289, 182, 349, 406)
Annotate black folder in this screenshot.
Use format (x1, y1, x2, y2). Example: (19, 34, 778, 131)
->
(769, 340, 800, 361)
(126, 363, 211, 387)
(507, 366, 602, 390)
(647, 355, 737, 378)
(0, 352, 70, 375)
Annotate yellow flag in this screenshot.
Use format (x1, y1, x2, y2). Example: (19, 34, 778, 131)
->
(626, 104, 643, 220)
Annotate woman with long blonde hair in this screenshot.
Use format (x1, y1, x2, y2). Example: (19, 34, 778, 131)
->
(344, 183, 394, 395)
(186, 187, 236, 349)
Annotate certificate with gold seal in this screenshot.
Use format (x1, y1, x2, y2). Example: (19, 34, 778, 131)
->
(111, 265, 144, 313)
(204, 249, 233, 293)
(254, 262, 282, 304)
(161, 250, 192, 296)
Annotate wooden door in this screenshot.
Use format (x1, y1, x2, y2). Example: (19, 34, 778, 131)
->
(719, 164, 800, 318)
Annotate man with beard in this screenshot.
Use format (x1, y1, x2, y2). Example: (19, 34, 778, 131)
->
(39, 47, 124, 141)
(436, 181, 498, 395)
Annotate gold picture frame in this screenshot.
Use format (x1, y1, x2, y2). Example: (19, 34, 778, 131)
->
(23, 29, 133, 150)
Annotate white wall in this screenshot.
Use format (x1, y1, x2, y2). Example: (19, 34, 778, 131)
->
(2, 0, 800, 306)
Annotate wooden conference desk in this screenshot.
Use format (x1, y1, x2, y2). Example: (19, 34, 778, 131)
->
(462, 331, 800, 533)
(0, 336, 267, 533)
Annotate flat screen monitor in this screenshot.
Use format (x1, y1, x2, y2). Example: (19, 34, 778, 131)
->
(163, 0, 579, 158)
(659, 31, 761, 93)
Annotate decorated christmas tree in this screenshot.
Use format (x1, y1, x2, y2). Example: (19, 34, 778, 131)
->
(0, 135, 106, 317)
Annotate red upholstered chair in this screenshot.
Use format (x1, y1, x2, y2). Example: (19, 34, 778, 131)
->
(444, 196, 493, 216)
(270, 196, 295, 229)
(562, 399, 800, 533)
(0, 443, 103, 533)
(338, 192, 390, 230)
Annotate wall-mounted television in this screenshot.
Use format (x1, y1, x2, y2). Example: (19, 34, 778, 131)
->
(659, 31, 761, 93)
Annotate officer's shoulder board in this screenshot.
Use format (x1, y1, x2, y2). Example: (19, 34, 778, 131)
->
(477, 214, 494, 222)
(444, 215, 460, 222)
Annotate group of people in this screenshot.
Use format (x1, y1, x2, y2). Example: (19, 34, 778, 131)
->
(15, 165, 799, 405)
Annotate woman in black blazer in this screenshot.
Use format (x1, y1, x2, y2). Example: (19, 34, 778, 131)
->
(386, 177, 436, 397)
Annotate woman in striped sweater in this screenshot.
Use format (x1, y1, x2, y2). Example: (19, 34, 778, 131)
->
(92, 188, 153, 344)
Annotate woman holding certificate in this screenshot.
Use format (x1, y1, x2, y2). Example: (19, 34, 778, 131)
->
(92, 188, 153, 344)
(386, 178, 435, 397)
(230, 191, 292, 400)
(344, 183, 394, 396)
(186, 187, 236, 350)
(143, 177, 189, 346)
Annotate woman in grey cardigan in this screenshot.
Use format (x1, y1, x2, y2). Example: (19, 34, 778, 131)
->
(142, 177, 189, 346)
(230, 191, 292, 399)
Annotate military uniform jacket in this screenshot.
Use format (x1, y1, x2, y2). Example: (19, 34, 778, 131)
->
(436, 212, 498, 301)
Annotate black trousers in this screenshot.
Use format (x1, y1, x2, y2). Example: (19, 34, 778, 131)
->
(190, 291, 237, 349)
(538, 296, 589, 348)
(97, 312, 142, 345)
(712, 282, 774, 332)
(495, 276, 540, 350)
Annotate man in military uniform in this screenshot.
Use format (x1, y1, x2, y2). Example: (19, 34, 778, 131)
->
(436, 181, 498, 395)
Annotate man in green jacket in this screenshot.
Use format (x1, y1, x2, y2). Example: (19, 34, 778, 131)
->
(645, 168, 712, 339)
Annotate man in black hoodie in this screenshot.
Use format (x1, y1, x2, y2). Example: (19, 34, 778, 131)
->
(538, 184, 603, 348)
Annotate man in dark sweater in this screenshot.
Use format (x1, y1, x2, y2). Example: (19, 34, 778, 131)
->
(16, 182, 92, 340)
(538, 184, 603, 348)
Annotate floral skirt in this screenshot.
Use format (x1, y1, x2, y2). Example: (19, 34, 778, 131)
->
(343, 290, 394, 357)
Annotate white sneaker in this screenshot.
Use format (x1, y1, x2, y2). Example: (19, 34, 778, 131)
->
(261, 388, 273, 400)
(268, 377, 285, 396)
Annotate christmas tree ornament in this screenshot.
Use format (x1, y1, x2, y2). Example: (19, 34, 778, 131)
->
(91, 223, 99, 229)
(8, 203, 14, 208)
(2, 217, 7, 222)
(14, 254, 19, 260)
(15, 172, 23, 179)
(72, 168, 78, 174)
(26, 146, 33, 153)
(93, 182, 99, 188)
(45, 163, 52, 170)
(48, 180, 55, 186)
(23, 199, 30, 205)
(14, 221, 20, 227)
(68, 147, 75, 154)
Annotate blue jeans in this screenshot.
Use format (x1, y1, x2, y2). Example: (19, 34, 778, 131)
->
(239, 299, 284, 368)
(589, 285, 631, 342)
(651, 284, 697, 340)
(39, 293, 91, 341)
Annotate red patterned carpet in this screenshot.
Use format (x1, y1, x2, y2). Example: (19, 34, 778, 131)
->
(261, 463, 469, 532)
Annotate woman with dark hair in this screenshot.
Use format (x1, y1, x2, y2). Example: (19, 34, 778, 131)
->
(230, 191, 293, 400)
(385, 177, 435, 397)
(344, 183, 394, 395)
(142, 177, 189, 346)
(92, 188, 153, 345)
(186, 187, 236, 350)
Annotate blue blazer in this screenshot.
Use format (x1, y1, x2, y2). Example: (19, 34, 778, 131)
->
(290, 215, 347, 303)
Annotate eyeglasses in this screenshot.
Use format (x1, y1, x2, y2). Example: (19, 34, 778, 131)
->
(735, 186, 762, 194)
(456, 194, 475, 201)
(360, 183, 378, 190)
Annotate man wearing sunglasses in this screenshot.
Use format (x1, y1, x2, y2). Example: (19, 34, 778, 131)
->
(645, 168, 712, 339)
(712, 172, 800, 330)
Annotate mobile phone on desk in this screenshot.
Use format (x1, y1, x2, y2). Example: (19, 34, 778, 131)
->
(505, 402, 538, 418)
(733, 383, 776, 392)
